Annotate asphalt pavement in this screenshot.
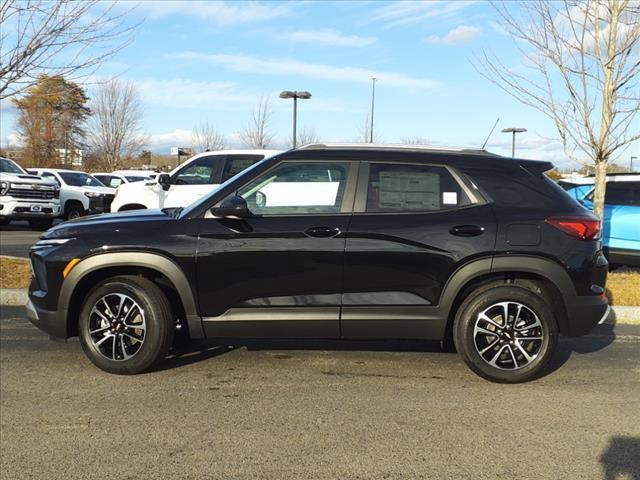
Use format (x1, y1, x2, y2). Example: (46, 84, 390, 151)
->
(0, 221, 52, 257)
(1, 305, 638, 479)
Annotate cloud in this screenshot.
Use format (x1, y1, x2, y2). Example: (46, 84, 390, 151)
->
(3, 133, 23, 148)
(282, 29, 376, 47)
(426, 25, 480, 45)
(140, 1, 290, 25)
(174, 52, 440, 89)
(369, 1, 476, 28)
(136, 79, 253, 109)
(148, 129, 193, 150)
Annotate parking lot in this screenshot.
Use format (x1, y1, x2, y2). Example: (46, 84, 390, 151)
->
(0, 221, 50, 257)
(1, 305, 638, 479)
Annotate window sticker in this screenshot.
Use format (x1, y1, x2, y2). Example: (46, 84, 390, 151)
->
(443, 191, 458, 205)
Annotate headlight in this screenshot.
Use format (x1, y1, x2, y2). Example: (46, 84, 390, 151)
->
(31, 238, 74, 249)
(0, 181, 9, 195)
(84, 191, 102, 198)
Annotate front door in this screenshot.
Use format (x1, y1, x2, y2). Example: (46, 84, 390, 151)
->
(196, 159, 358, 338)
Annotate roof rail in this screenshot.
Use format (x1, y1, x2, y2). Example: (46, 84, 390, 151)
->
(296, 142, 498, 156)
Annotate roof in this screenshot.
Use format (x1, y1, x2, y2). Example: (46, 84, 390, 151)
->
(296, 143, 499, 156)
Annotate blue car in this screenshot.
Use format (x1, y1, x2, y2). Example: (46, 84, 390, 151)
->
(574, 177, 640, 267)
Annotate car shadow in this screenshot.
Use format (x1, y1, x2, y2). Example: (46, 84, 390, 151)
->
(157, 319, 618, 377)
(546, 320, 616, 375)
(600, 436, 640, 480)
(156, 337, 446, 373)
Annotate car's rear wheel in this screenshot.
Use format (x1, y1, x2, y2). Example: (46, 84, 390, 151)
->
(78, 276, 174, 374)
(453, 284, 558, 383)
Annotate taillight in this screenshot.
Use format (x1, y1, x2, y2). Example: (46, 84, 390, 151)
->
(545, 216, 600, 241)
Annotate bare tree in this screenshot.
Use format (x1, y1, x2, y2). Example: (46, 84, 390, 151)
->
(192, 121, 225, 153)
(295, 127, 320, 147)
(239, 95, 274, 149)
(0, 0, 138, 100)
(355, 112, 382, 143)
(477, 0, 640, 219)
(401, 136, 433, 145)
(88, 78, 145, 171)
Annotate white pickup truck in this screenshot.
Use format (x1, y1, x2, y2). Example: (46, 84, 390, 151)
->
(110, 150, 280, 212)
(29, 168, 116, 220)
(0, 157, 60, 230)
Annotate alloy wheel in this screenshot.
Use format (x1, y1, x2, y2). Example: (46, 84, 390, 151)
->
(473, 301, 544, 370)
(88, 293, 146, 361)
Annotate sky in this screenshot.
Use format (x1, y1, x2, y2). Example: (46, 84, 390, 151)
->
(1, 0, 638, 169)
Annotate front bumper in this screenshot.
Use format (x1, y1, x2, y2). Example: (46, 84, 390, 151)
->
(0, 199, 60, 219)
(26, 298, 67, 338)
(87, 195, 115, 215)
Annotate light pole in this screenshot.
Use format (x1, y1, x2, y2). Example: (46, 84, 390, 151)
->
(369, 76, 377, 143)
(631, 156, 637, 172)
(279, 90, 312, 148)
(501, 127, 527, 157)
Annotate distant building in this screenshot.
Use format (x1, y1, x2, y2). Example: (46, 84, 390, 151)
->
(56, 148, 83, 167)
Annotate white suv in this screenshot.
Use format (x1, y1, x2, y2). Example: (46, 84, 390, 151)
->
(110, 150, 280, 212)
(93, 172, 152, 189)
(0, 157, 60, 230)
(29, 168, 116, 220)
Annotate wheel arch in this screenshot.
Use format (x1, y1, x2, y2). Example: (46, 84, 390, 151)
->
(440, 256, 574, 337)
(59, 251, 203, 339)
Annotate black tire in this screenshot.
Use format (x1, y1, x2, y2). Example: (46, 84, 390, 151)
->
(453, 284, 558, 383)
(78, 275, 175, 374)
(28, 218, 53, 231)
(64, 203, 84, 220)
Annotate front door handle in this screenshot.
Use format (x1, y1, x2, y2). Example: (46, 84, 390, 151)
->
(304, 226, 341, 238)
(450, 225, 485, 237)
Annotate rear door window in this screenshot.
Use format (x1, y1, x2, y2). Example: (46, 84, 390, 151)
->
(221, 155, 264, 183)
(365, 163, 472, 213)
(605, 182, 640, 206)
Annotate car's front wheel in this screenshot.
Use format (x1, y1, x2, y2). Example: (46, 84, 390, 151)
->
(78, 276, 174, 374)
(453, 284, 558, 383)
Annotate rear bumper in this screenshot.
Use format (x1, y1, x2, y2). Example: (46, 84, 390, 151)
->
(564, 295, 610, 337)
(604, 247, 640, 267)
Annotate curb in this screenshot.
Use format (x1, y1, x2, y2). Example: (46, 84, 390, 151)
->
(0, 289, 28, 306)
(0, 288, 638, 324)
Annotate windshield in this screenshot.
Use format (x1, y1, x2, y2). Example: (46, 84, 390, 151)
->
(59, 171, 103, 187)
(0, 157, 26, 174)
(180, 156, 275, 218)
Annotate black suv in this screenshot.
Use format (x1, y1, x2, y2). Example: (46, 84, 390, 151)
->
(27, 144, 609, 382)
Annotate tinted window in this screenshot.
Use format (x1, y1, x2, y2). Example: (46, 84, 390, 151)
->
(96, 175, 123, 188)
(41, 172, 60, 186)
(366, 163, 471, 212)
(125, 176, 147, 182)
(173, 156, 215, 185)
(222, 155, 263, 182)
(238, 161, 349, 215)
(59, 172, 103, 187)
(0, 158, 26, 174)
(605, 182, 640, 206)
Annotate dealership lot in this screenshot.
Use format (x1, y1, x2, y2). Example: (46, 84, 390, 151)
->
(0, 221, 54, 257)
(1, 306, 638, 479)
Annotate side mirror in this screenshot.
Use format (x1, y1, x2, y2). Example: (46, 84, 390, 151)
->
(158, 173, 171, 191)
(210, 195, 252, 218)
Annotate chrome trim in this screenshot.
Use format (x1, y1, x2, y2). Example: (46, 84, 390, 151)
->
(598, 305, 611, 325)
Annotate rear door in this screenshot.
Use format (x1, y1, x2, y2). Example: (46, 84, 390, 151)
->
(342, 160, 496, 339)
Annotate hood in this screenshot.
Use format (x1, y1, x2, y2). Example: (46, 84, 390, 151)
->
(0, 172, 58, 186)
(42, 209, 172, 239)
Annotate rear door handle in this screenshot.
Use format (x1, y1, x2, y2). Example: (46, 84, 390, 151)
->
(450, 225, 485, 237)
(304, 226, 341, 238)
